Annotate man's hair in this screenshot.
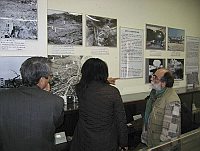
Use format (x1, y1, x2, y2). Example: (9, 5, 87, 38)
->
(75, 58, 109, 96)
(160, 71, 174, 88)
(20, 57, 52, 86)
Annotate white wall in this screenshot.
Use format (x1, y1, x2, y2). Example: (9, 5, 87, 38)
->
(48, 0, 200, 95)
(1, 0, 199, 95)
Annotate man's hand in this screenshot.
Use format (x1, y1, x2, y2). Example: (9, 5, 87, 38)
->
(107, 77, 120, 85)
(119, 146, 128, 151)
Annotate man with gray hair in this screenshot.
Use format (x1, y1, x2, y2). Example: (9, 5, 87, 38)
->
(0, 57, 64, 151)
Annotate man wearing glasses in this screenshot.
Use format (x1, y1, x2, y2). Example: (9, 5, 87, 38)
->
(0, 57, 64, 151)
(141, 68, 181, 148)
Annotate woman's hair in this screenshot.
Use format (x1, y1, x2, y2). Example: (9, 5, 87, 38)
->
(75, 58, 109, 96)
(20, 57, 52, 87)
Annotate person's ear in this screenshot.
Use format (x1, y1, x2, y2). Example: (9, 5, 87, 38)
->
(161, 81, 166, 88)
(37, 77, 49, 90)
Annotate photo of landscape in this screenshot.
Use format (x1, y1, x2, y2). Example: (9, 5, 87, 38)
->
(86, 15, 117, 47)
(168, 27, 185, 51)
(48, 10, 82, 45)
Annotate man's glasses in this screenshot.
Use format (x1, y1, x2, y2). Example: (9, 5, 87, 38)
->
(45, 74, 54, 86)
(151, 74, 161, 81)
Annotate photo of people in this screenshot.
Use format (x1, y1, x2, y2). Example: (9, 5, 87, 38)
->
(86, 15, 117, 47)
(168, 27, 185, 51)
(146, 24, 166, 50)
(145, 58, 165, 83)
(167, 59, 184, 80)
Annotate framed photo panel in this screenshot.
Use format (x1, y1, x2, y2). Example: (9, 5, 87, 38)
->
(0, 56, 29, 88)
(146, 24, 166, 50)
(167, 59, 184, 80)
(47, 10, 82, 45)
(86, 15, 117, 47)
(168, 27, 185, 51)
(145, 58, 165, 83)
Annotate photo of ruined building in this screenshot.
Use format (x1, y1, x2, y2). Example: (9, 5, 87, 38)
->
(0, 56, 28, 88)
(0, 0, 38, 40)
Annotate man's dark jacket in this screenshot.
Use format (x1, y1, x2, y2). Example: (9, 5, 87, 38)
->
(0, 86, 64, 151)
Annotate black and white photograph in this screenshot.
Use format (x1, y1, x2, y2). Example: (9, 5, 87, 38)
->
(146, 24, 166, 50)
(0, 56, 29, 88)
(0, 0, 38, 40)
(86, 15, 117, 47)
(48, 10, 82, 45)
(168, 27, 185, 51)
(145, 58, 165, 83)
(186, 72, 199, 87)
(167, 59, 184, 80)
(48, 55, 90, 98)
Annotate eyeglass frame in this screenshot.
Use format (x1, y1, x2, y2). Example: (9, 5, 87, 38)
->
(44, 74, 54, 85)
(151, 74, 163, 82)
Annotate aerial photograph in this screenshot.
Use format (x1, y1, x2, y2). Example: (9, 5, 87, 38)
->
(48, 55, 90, 97)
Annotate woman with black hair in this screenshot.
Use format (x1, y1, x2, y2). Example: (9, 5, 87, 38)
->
(70, 58, 128, 151)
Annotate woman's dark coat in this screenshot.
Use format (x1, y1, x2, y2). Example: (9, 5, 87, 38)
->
(70, 81, 128, 151)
